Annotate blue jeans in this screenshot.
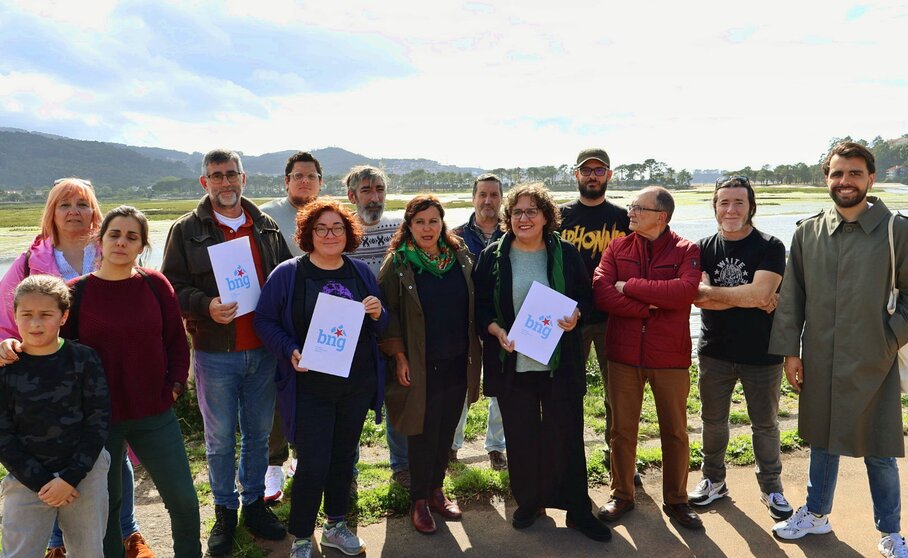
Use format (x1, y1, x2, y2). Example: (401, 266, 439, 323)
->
(386, 406, 409, 472)
(195, 347, 277, 508)
(48, 457, 138, 548)
(806, 446, 901, 533)
(451, 396, 506, 453)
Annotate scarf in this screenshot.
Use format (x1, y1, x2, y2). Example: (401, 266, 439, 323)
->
(394, 238, 456, 278)
(492, 232, 567, 372)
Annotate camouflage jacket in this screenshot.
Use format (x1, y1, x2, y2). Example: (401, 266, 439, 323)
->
(0, 340, 110, 491)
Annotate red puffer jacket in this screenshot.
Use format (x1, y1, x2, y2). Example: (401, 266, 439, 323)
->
(592, 228, 700, 369)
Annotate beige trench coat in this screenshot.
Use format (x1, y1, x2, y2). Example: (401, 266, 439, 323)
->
(769, 197, 908, 457)
(377, 247, 482, 436)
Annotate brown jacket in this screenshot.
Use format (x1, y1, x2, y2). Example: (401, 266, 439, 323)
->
(378, 246, 481, 435)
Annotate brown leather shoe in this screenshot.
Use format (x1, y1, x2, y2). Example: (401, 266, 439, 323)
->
(124, 532, 155, 558)
(429, 488, 463, 520)
(598, 497, 635, 522)
(663, 503, 704, 530)
(410, 499, 437, 534)
(44, 548, 66, 558)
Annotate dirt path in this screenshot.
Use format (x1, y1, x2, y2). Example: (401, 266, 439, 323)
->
(128, 411, 802, 556)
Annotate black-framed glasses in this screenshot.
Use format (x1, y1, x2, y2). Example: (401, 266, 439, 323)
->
(287, 172, 321, 182)
(206, 171, 242, 184)
(511, 208, 540, 220)
(577, 166, 610, 177)
(715, 176, 751, 189)
(627, 204, 664, 214)
(314, 225, 346, 238)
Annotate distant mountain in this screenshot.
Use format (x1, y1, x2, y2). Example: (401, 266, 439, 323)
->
(0, 129, 197, 188)
(0, 128, 484, 188)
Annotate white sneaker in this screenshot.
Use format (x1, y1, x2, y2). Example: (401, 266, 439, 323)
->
(880, 533, 908, 558)
(761, 492, 794, 520)
(289, 458, 298, 477)
(264, 465, 284, 503)
(688, 478, 728, 506)
(290, 538, 312, 558)
(772, 505, 832, 540)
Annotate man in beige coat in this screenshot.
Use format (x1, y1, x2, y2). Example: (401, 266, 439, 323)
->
(769, 142, 908, 558)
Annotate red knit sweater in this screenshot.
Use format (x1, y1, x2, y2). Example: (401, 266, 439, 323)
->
(64, 268, 190, 423)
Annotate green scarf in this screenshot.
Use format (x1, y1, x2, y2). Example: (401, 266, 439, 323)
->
(492, 232, 567, 372)
(394, 238, 456, 277)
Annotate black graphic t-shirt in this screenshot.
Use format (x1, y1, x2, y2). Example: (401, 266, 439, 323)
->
(559, 199, 630, 322)
(697, 228, 786, 365)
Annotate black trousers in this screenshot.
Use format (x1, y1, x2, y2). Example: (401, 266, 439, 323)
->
(497, 369, 590, 514)
(289, 378, 373, 537)
(408, 355, 468, 501)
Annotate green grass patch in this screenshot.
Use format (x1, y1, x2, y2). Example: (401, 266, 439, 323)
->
(729, 410, 751, 425)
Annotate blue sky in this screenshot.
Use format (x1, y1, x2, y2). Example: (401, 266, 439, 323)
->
(1, 0, 906, 171)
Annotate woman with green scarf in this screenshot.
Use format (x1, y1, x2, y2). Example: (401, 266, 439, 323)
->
(378, 195, 481, 535)
(472, 183, 611, 542)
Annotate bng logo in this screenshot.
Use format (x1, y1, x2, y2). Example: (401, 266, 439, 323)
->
(225, 265, 251, 291)
(317, 325, 347, 352)
(524, 314, 553, 340)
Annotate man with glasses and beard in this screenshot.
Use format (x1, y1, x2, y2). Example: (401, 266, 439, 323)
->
(163, 149, 291, 555)
(559, 148, 630, 480)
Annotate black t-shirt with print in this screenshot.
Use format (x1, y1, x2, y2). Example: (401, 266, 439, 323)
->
(559, 199, 630, 323)
(697, 228, 786, 365)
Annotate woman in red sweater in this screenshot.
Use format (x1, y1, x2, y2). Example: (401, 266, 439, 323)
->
(66, 206, 201, 557)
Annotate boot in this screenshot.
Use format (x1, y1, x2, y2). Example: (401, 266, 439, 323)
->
(428, 488, 462, 520)
(208, 505, 237, 557)
(242, 497, 287, 540)
(410, 499, 437, 534)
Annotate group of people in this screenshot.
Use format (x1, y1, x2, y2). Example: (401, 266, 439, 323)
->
(0, 140, 905, 558)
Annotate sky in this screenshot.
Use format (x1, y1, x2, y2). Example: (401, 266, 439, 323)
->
(1, 0, 906, 172)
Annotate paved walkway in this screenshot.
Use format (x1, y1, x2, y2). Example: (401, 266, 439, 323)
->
(345, 448, 907, 557)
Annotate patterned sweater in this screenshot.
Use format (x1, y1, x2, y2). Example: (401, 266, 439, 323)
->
(0, 341, 110, 491)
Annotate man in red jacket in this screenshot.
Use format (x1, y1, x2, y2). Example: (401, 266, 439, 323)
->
(592, 186, 703, 530)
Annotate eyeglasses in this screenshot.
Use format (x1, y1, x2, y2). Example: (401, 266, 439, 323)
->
(54, 177, 94, 189)
(627, 204, 664, 214)
(206, 171, 242, 184)
(314, 225, 346, 238)
(511, 208, 540, 220)
(288, 172, 321, 182)
(577, 166, 609, 177)
(715, 176, 751, 189)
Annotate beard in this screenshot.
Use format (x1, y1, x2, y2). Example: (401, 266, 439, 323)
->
(829, 186, 867, 209)
(578, 179, 607, 200)
(213, 189, 240, 210)
(360, 203, 384, 225)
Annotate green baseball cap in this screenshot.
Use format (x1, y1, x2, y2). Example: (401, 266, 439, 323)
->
(575, 148, 610, 169)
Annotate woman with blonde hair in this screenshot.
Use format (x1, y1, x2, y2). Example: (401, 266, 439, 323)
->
(0, 180, 155, 557)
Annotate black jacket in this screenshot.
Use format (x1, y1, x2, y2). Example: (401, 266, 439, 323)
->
(472, 233, 591, 398)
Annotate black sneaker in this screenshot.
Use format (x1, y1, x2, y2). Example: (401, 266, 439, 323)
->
(242, 497, 287, 540)
(208, 505, 238, 556)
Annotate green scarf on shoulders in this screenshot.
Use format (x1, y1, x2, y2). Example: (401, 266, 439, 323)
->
(492, 232, 566, 372)
(393, 238, 456, 277)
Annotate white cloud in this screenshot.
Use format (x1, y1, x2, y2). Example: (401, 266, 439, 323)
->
(2, 0, 907, 171)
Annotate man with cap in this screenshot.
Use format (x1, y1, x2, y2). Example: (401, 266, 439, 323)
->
(558, 148, 630, 477)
